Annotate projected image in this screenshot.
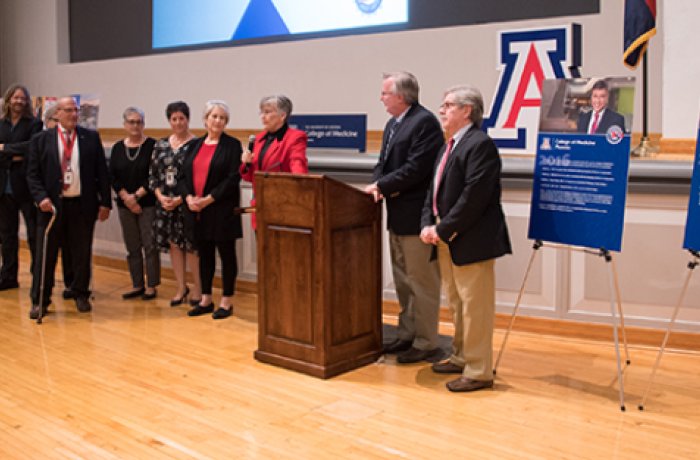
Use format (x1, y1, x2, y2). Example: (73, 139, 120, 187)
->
(153, 0, 408, 49)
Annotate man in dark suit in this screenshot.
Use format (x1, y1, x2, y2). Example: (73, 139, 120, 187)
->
(420, 85, 511, 392)
(26, 96, 111, 319)
(576, 79, 626, 134)
(365, 71, 444, 363)
(0, 84, 43, 291)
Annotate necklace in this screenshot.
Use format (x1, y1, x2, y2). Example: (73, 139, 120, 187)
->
(125, 138, 144, 161)
(170, 133, 193, 150)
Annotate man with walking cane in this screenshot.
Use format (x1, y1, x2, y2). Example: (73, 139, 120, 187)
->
(26, 97, 111, 319)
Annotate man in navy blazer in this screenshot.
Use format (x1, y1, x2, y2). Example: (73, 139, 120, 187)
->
(576, 79, 626, 134)
(365, 71, 444, 363)
(26, 97, 111, 319)
(421, 85, 511, 392)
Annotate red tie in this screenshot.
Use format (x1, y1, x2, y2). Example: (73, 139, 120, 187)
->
(589, 111, 600, 134)
(432, 138, 455, 216)
(59, 129, 75, 190)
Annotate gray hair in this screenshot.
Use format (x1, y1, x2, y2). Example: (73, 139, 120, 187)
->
(260, 94, 293, 119)
(383, 71, 419, 105)
(444, 85, 484, 127)
(123, 106, 145, 123)
(203, 99, 230, 123)
(43, 104, 59, 124)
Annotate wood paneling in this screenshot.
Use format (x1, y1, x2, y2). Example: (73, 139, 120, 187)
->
(254, 174, 383, 378)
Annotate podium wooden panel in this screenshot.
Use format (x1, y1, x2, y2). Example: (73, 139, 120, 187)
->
(253, 173, 382, 378)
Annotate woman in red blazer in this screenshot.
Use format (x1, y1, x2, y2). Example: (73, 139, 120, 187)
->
(240, 95, 308, 229)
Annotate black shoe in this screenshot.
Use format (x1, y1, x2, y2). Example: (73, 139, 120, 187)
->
(170, 287, 190, 307)
(189, 298, 202, 307)
(122, 287, 145, 299)
(188, 303, 214, 316)
(212, 306, 233, 320)
(141, 289, 157, 301)
(382, 338, 413, 354)
(76, 297, 92, 313)
(396, 347, 443, 364)
(62, 289, 75, 299)
(29, 304, 49, 320)
(0, 279, 19, 291)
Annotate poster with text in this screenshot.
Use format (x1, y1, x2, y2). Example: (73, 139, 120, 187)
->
(528, 77, 635, 251)
(683, 116, 700, 251)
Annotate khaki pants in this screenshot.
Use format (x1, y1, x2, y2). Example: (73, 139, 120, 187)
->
(437, 242, 495, 381)
(389, 231, 441, 350)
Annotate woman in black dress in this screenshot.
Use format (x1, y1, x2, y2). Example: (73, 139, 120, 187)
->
(149, 101, 202, 306)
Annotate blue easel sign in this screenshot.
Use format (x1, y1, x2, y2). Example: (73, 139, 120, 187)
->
(289, 114, 367, 152)
(527, 77, 635, 252)
(683, 121, 700, 251)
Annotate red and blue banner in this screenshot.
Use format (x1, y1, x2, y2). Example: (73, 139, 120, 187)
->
(623, 0, 656, 69)
(683, 118, 700, 251)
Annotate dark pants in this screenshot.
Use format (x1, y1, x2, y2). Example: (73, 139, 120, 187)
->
(31, 198, 95, 305)
(117, 206, 160, 289)
(198, 239, 237, 296)
(0, 193, 37, 282)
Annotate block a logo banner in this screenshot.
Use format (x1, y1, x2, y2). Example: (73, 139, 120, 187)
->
(482, 24, 581, 155)
(527, 77, 635, 252)
(683, 117, 700, 251)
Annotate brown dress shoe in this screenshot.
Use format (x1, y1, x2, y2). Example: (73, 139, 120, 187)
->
(446, 377, 493, 392)
(431, 360, 464, 374)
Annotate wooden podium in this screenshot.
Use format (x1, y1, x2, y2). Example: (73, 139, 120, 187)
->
(253, 173, 383, 378)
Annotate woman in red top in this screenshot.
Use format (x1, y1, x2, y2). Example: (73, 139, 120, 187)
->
(180, 100, 242, 320)
(240, 95, 308, 229)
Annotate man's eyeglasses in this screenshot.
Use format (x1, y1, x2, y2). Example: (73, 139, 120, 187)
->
(439, 101, 460, 110)
(125, 119, 143, 125)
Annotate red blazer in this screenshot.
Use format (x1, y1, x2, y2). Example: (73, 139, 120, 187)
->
(240, 126, 308, 228)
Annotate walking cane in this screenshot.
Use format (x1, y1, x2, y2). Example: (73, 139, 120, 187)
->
(37, 205, 57, 325)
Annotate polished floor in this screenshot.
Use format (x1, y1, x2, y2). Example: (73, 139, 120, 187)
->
(0, 250, 699, 459)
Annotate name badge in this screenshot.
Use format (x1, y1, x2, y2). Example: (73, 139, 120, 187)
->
(63, 170, 74, 186)
(165, 168, 176, 187)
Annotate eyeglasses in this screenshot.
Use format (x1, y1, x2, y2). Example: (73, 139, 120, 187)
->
(125, 119, 143, 125)
(439, 101, 460, 110)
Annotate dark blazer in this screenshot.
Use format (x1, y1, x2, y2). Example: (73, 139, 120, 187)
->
(421, 125, 511, 266)
(180, 132, 242, 242)
(373, 103, 443, 235)
(26, 126, 111, 221)
(0, 116, 43, 202)
(577, 108, 626, 134)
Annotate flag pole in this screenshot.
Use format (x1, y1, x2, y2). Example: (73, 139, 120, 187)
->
(631, 49, 658, 157)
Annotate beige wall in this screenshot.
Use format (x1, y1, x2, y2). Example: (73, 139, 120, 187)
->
(2, 1, 687, 140)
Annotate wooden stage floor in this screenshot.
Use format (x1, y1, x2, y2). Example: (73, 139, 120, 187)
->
(1, 250, 699, 459)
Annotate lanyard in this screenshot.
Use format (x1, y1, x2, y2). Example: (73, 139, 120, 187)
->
(59, 129, 76, 163)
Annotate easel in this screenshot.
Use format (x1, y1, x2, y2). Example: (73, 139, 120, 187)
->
(494, 239, 631, 411)
(638, 249, 699, 410)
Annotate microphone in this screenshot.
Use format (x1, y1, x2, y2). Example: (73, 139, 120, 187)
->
(242, 134, 256, 173)
(247, 134, 255, 152)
